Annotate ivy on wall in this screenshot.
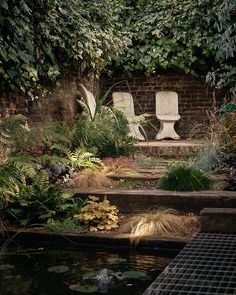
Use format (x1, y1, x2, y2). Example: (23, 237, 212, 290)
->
(0, 0, 235, 98)
(112, 0, 236, 94)
(206, 0, 236, 94)
(0, 0, 128, 97)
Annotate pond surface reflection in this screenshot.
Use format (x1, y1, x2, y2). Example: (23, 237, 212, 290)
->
(0, 245, 172, 295)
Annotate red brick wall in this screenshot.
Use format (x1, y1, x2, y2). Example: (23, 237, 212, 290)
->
(0, 73, 100, 124)
(0, 72, 223, 140)
(102, 73, 223, 139)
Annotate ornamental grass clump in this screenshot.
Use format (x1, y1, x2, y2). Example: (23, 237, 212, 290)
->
(74, 196, 119, 232)
(72, 168, 113, 189)
(119, 208, 199, 245)
(159, 163, 214, 191)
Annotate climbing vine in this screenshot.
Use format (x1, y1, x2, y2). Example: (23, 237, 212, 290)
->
(112, 0, 236, 94)
(0, 0, 235, 97)
(113, 0, 219, 76)
(0, 0, 128, 97)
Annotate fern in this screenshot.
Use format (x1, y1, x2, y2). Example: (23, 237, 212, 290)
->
(67, 148, 101, 170)
(38, 154, 68, 167)
(51, 145, 101, 170)
(8, 171, 64, 226)
(42, 122, 74, 148)
(8, 156, 39, 177)
(0, 115, 31, 151)
(0, 163, 22, 212)
(51, 143, 71, 156)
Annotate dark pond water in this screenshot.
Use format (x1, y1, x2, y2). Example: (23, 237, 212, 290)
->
(0, 245, 172, 295)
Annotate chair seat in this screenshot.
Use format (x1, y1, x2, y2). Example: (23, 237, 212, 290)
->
(156, 114, 180, 121)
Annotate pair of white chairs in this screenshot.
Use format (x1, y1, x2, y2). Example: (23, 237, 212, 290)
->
(78, 84, 180, 141)
(112, 91, 180, 141)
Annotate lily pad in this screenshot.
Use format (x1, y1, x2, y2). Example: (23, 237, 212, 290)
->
(107, 257, 127, 264)
(47, 265, 69, 273)
(69, 284, 98, 293)
(123, 271, 151, 281)
(0, 264, 15, 271)
(82, 271, 97, 280)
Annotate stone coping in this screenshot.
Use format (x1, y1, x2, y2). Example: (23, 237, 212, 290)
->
(64, 188, 236, 213)
(1, 227, 188, 255)
(200, 208, 236, 233)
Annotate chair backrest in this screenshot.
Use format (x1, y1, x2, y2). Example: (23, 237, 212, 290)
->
(112, 92, 135, 118)
(156, 91, 179, 116)
(78, 84, 96, 118)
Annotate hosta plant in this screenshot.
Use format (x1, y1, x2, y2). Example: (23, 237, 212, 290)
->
(74, 196, 119, 232)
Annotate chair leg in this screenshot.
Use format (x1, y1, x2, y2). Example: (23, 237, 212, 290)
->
(129, 123, 145, 141)
(155, 121, 180, 140)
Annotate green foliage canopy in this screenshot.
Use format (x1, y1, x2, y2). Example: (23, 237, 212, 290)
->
(0, 0, 128, 97)
(113, 0, 236, 93)
(0, 0, 235, 96)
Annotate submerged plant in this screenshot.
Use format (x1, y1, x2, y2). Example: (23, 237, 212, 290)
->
(159, 163, 214, 191)
(119, 208, 199, 245)
(74, 196, 119, 232)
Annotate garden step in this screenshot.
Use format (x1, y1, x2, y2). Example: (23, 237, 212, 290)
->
(108, 174, 160, 181)
(137, 168, 167, 173)
(136, 139, 206, 157)
(64, 188, 236, 214)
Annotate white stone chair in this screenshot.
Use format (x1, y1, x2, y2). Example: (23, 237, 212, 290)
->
(112, 92, 145, 141)
(155, 91, 181, 140)
(78, 84, 96, 118)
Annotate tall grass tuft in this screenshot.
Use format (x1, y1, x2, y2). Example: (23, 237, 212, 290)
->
(159, 163, 214, 191)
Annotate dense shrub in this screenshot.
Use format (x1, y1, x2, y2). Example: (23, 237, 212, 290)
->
(72, 107, 136, 157)
(159, 164, 214, 191)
